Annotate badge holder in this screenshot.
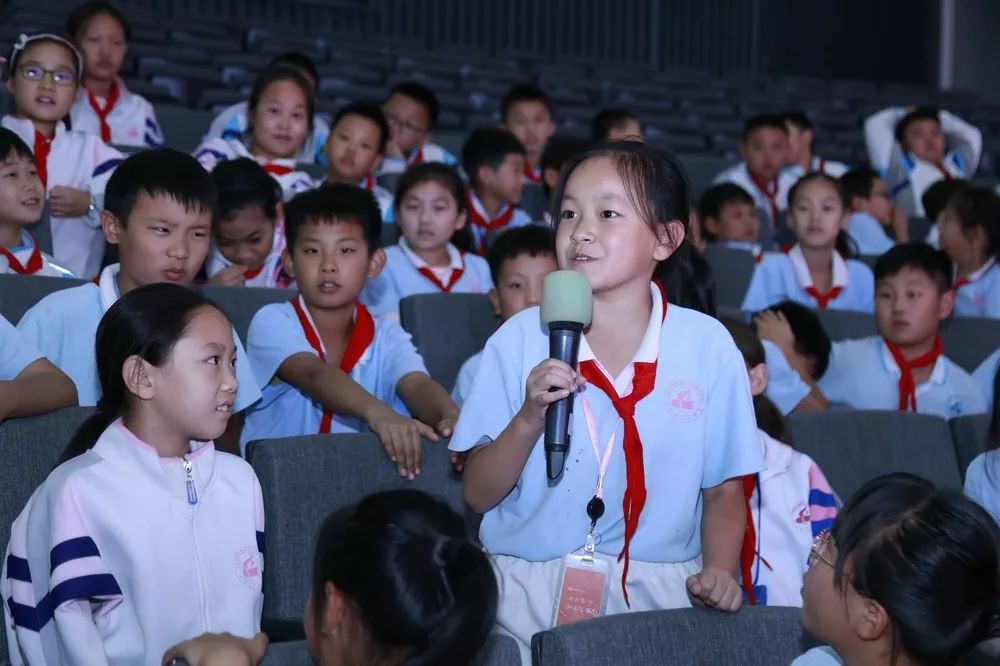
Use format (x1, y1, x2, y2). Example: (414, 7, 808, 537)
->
(552, 498, 611, 626)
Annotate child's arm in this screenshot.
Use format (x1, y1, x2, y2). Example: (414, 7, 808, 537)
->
(939, 109, 983, 175)
(0, 358, 78, 422)
(754, 311, 829, 411)
(687, 477, 746, 612)
(396, 372, 459, 436)
(863, 106, 905, 174)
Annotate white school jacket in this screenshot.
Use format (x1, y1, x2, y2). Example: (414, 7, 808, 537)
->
(193, 137, 315, 201)
(2, 421, 264, 665)
(205, 101, 329, 165)
(864, 107, 982, 217)
(70, 79, 164, 149)
(0, 116, 124, 280)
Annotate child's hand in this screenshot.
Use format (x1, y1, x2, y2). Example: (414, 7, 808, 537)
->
(207, 264, 248, 287)
(450, 451, 467, 472)
(686, 567, 743, 612)
(435, 411, 459, 438)
(48, 187, 92, 218)
(161, 631, 268, 666)
(753, 310, 795, 351)
(517, 359, 585, 428)
(366, 404, 438, 480)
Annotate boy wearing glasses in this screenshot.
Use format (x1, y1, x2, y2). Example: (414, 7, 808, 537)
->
(378, 82, 457, 175)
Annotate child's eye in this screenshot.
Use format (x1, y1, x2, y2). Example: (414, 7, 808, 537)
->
(506, 281, 523, 290)
(206, 355, 219, 366)
(600, 209, 620, 220)
(2, 171, 15, 179)
(192, 231, 208, 239)
(433, 205, 448, 213)
(303, 247, 318, 254)
(340, 247, 355, 255)
(153, 226, 169, 234)
(559, 209, 577, 220)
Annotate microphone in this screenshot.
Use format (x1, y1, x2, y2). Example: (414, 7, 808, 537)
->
(540, 270, 593, 481)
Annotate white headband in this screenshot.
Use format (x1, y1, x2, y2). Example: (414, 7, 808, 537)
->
(9, 33, 84, 81)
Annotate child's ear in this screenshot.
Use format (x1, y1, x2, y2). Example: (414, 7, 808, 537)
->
(855, 598, 891, 643)
(5, 78, 14, 96)
(320, 581, 347, 636)
(652, 220, 686, 262)
(477, 165, 494, 189)
(101, 211, 123, 245)
(454, 208, 468, 232)
(487, 287, 500, 317)
(367, 247, 386, 278)
(122, 355, 155, 401)
(703, 215, 721, 237)
(280, 248, 296, 280)
(939, 286, 956, 320)
(748, 362, 769, 397)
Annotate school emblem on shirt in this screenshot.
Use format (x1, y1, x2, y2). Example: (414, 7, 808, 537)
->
(235, 546, 263, 590)
(664, 379, 706, 422)
(792, 501, 811, 532)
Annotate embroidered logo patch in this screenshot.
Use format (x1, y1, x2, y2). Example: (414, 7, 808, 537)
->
(236, 546, 262, 590)
(665, 379, 706, 421)
(792, 501, 811, 531)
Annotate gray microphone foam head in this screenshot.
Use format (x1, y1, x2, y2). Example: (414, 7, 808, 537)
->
(540, 270, 593, 327)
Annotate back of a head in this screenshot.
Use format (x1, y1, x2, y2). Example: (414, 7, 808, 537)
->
(839, 167, 880, 202)
(946, 185, 1000, 262)
(311, 490, 497, 666)
(486, 224, 556, 284)
(833, 473, 1000, 665)
(874, 243, 953, 294)
(922, 179, 967, 223)
(285, 184, 381, 252)
(461, 127, 526, 188)
(742, 114, 788, 142)
(104, 149, 217, 226)
(67, 1, 131, 42)
(389, 82, 440, 126)
(500, 83, 554, 120)
(211, 158, 281, 225)
(758, 300, 832, 379)
(591, 108, 640, 141)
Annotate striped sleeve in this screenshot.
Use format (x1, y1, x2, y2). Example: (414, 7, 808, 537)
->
(807, 462, 838, 537)
(193, 139, 232, 172)
(87, 139, 125, 227)
(143, 110, 165, 149)
(253, 475, 265, 556)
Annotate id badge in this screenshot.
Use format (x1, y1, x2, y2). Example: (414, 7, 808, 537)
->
(552, 552, 611, 626)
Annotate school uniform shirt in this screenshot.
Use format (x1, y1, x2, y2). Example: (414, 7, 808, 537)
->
(205, 101, 329, 164)
(762, 340, 810, 415)
(205, 220, 292, 289)
(523, 162, 543, 185)
(2, 420, 263, 666)
(15, 263, 261, 411)
(377, 142, 458, 175)
(965, 451, 1000, 526)
(450, 282, 764, 562)
(70, 79, 164, 148)
(359, 174, 394, 222)
(466, 189, 533, 255)
(240, 297, 428, 452)
(718, 239, 765, 263)
(784, 156, 850, 180)
(741, 245, 875, 314)
(747, 430, 837, 607)
(818, 336, 987, 419)
(0, 314, 41, 380)
(846, 211, 894, 256)
(712, 162, 798, 237)
(953, 259, 1000, 319)
(792, 647, 844, 666)
(451, 350, 482, 407)
(193, 138, 314, 201)
(1, 116, 124, 280)
(864, 107, 982, 217)
(1, 230, 74, 277)
(361, 238, 493, 318)
(973, 347, 999, 407)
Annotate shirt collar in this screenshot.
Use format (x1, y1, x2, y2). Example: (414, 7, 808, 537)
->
(397, 236, 462, 270)
(965, 257, 997, 284)
(787, 244, 848, 290)
(467, 189, 510, 222)
(758, 429, 792, 482)
(98, 263, 121, 312)
(879, 338, 947, 386)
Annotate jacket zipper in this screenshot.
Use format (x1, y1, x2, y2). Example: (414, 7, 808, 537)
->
(183, 455, 211, 630)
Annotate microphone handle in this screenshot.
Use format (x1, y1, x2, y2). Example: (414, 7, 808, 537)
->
(544, 323, 583, 480)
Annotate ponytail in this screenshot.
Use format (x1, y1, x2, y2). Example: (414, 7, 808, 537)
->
(58, 400, 118, 465)
(656, 239, 716, 317)
(753, 394, 789, 444)
(835, 229, 858, 260)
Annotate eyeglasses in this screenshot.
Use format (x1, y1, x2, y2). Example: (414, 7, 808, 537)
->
(809, 529, 836, 568)
(383, 109, 428, 135)
(17, 64, 77, 87)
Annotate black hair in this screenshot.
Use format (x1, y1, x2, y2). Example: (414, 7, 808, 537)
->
(922, 179, 966, 223)
(394, 162, 473, 253)
(0, 127, 36, 163)
(388, 82, 440, 126)
(461, 127, 526, 189)
(210, 158, 280, 227)
(332, 102, 390, 155)
(501, 83, 554, 121)
(874, 242, 955, 294)
(721, 318, 789, 443)
(285, 183, 381, 252)
(311, 490, 497, 666)
(742, 114, 788, 142)
(67, 1, 131, 42)
(830, 473, 1000, 665)
(781, 111, 813, 132)
(697, 183, 755, 242)
(591, 108, 642, 141)
(104, 149, 216, 228)
(755, 300, 831, 380)
(945, 185, 1000, 263)
(839, 167, 881, 203)
(540, 136, 593, 197)
(486, 224, 556, 285)
(992, 365, 1000, 448)
(60, 284, 225, 463)
(247, 65, 315, 135)
(894, 106, 941, 147)
(788, 172, 857, 258)
(268, 51, 318, 88)
(550, 141, 715, 315)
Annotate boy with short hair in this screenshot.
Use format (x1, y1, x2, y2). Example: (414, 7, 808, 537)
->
(591, 108, 644, 142)
(839, 167, 907, 255)
(17, 149, 261, 412)
(321, 102, 394, 220)
(379, 82, 457, 174)
(461, 127, 532, 254)
(242, 184, 458, 479)
(698, 183, 762, 259)
(452, 225, 558, 405)
(921, 178, 968, 248)
(754, 300, 832, 414)
(864, 105, 982, 217)
(501, 84, 557, 184)
(782, 111, 847, 178)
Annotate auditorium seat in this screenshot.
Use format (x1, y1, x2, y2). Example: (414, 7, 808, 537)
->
(0, 274, 85, 325)
(259, 634, 520, 666)
(198, 285, 292, 342)
(787, 410, 963, 499)
(531, 607, 812, 666)
(399, 293, 498, 392)
(815, 309, 877, 341)
(939, 316, 1000, 373)
(519, 184, 550, 222)
(155, 105, 216, 152)
(704, 244, 755, 310)
(949, 413, 992, 480)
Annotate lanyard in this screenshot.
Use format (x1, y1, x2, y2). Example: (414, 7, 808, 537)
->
(580, 393, 616, 556)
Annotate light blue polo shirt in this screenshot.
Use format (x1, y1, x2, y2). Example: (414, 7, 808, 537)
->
(965, 451, 1000, 526)
(741, 246, 875, 314)
(1, 314, 42, 380)
(762, 340, 810, 415)
(973, 347, 999, 407)
(846, 211, 894, 256)
(954, 261, 1000, 319)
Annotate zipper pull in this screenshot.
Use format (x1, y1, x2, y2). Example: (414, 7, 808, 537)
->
(183, 457, 198, 505)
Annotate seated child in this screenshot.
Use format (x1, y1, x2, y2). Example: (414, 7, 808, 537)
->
(452, 224, 558, 405)
(713, 115, 799, 241)
(320, 102, 394, 220)
(205, 51, 329, 164)
(965, 362, 1000, 524)
(205, 158, 291, 289)
(0, 313, 77, 421)
(501, 84, 557, 184)
(67, 1, 164, 148)
(864, 105, 982, 217)
(794, 473, 999, 666)
(462, 127, 533, 254)
(591, 108, 644, 142)
(920, 177, 966, 247)
(242, 184, 458, 478)
(17, 149, 261, 412)
(742, 173, 874, 313)
(0, 128, 73, 276)
(782, 112, 847, 178)
(3, 284, 264, 663)
(194, 65, 315, 200)
(973, 347, 999, 407)
(362, 162, 492, 319)
(722, 318, 837, 608)
(939, 184, 1000, 319)
(754, 300, 832, 414)
(698, 182, 762, 259)
(839, 167, 906, 255)
(2, 32, 124, 279)
(379, 82, 458, 174)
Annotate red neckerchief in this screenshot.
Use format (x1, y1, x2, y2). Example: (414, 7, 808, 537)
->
(933, 162, 953, 180)
(467, 191, 515, 254)
(415, 252, 466, 292)
(0, 235, 42, 274)
(740, 474, 759, 605)
(523, 161, 542, 184)
(86, 80, 121, 143)
(953, 278, 970, 290)
(885, 337, 944, 412)
(804, 286, 843, 309)
(263, 163, 294, 177)
(33, 131, 51, 189)
(407, 146, 425, 165)
(577, 282, 668, 605)
(749, 173, 780, 230)
(361, 174, 374, 190)
(243, 265, 265, 280)
(292, 296, 376, 433)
